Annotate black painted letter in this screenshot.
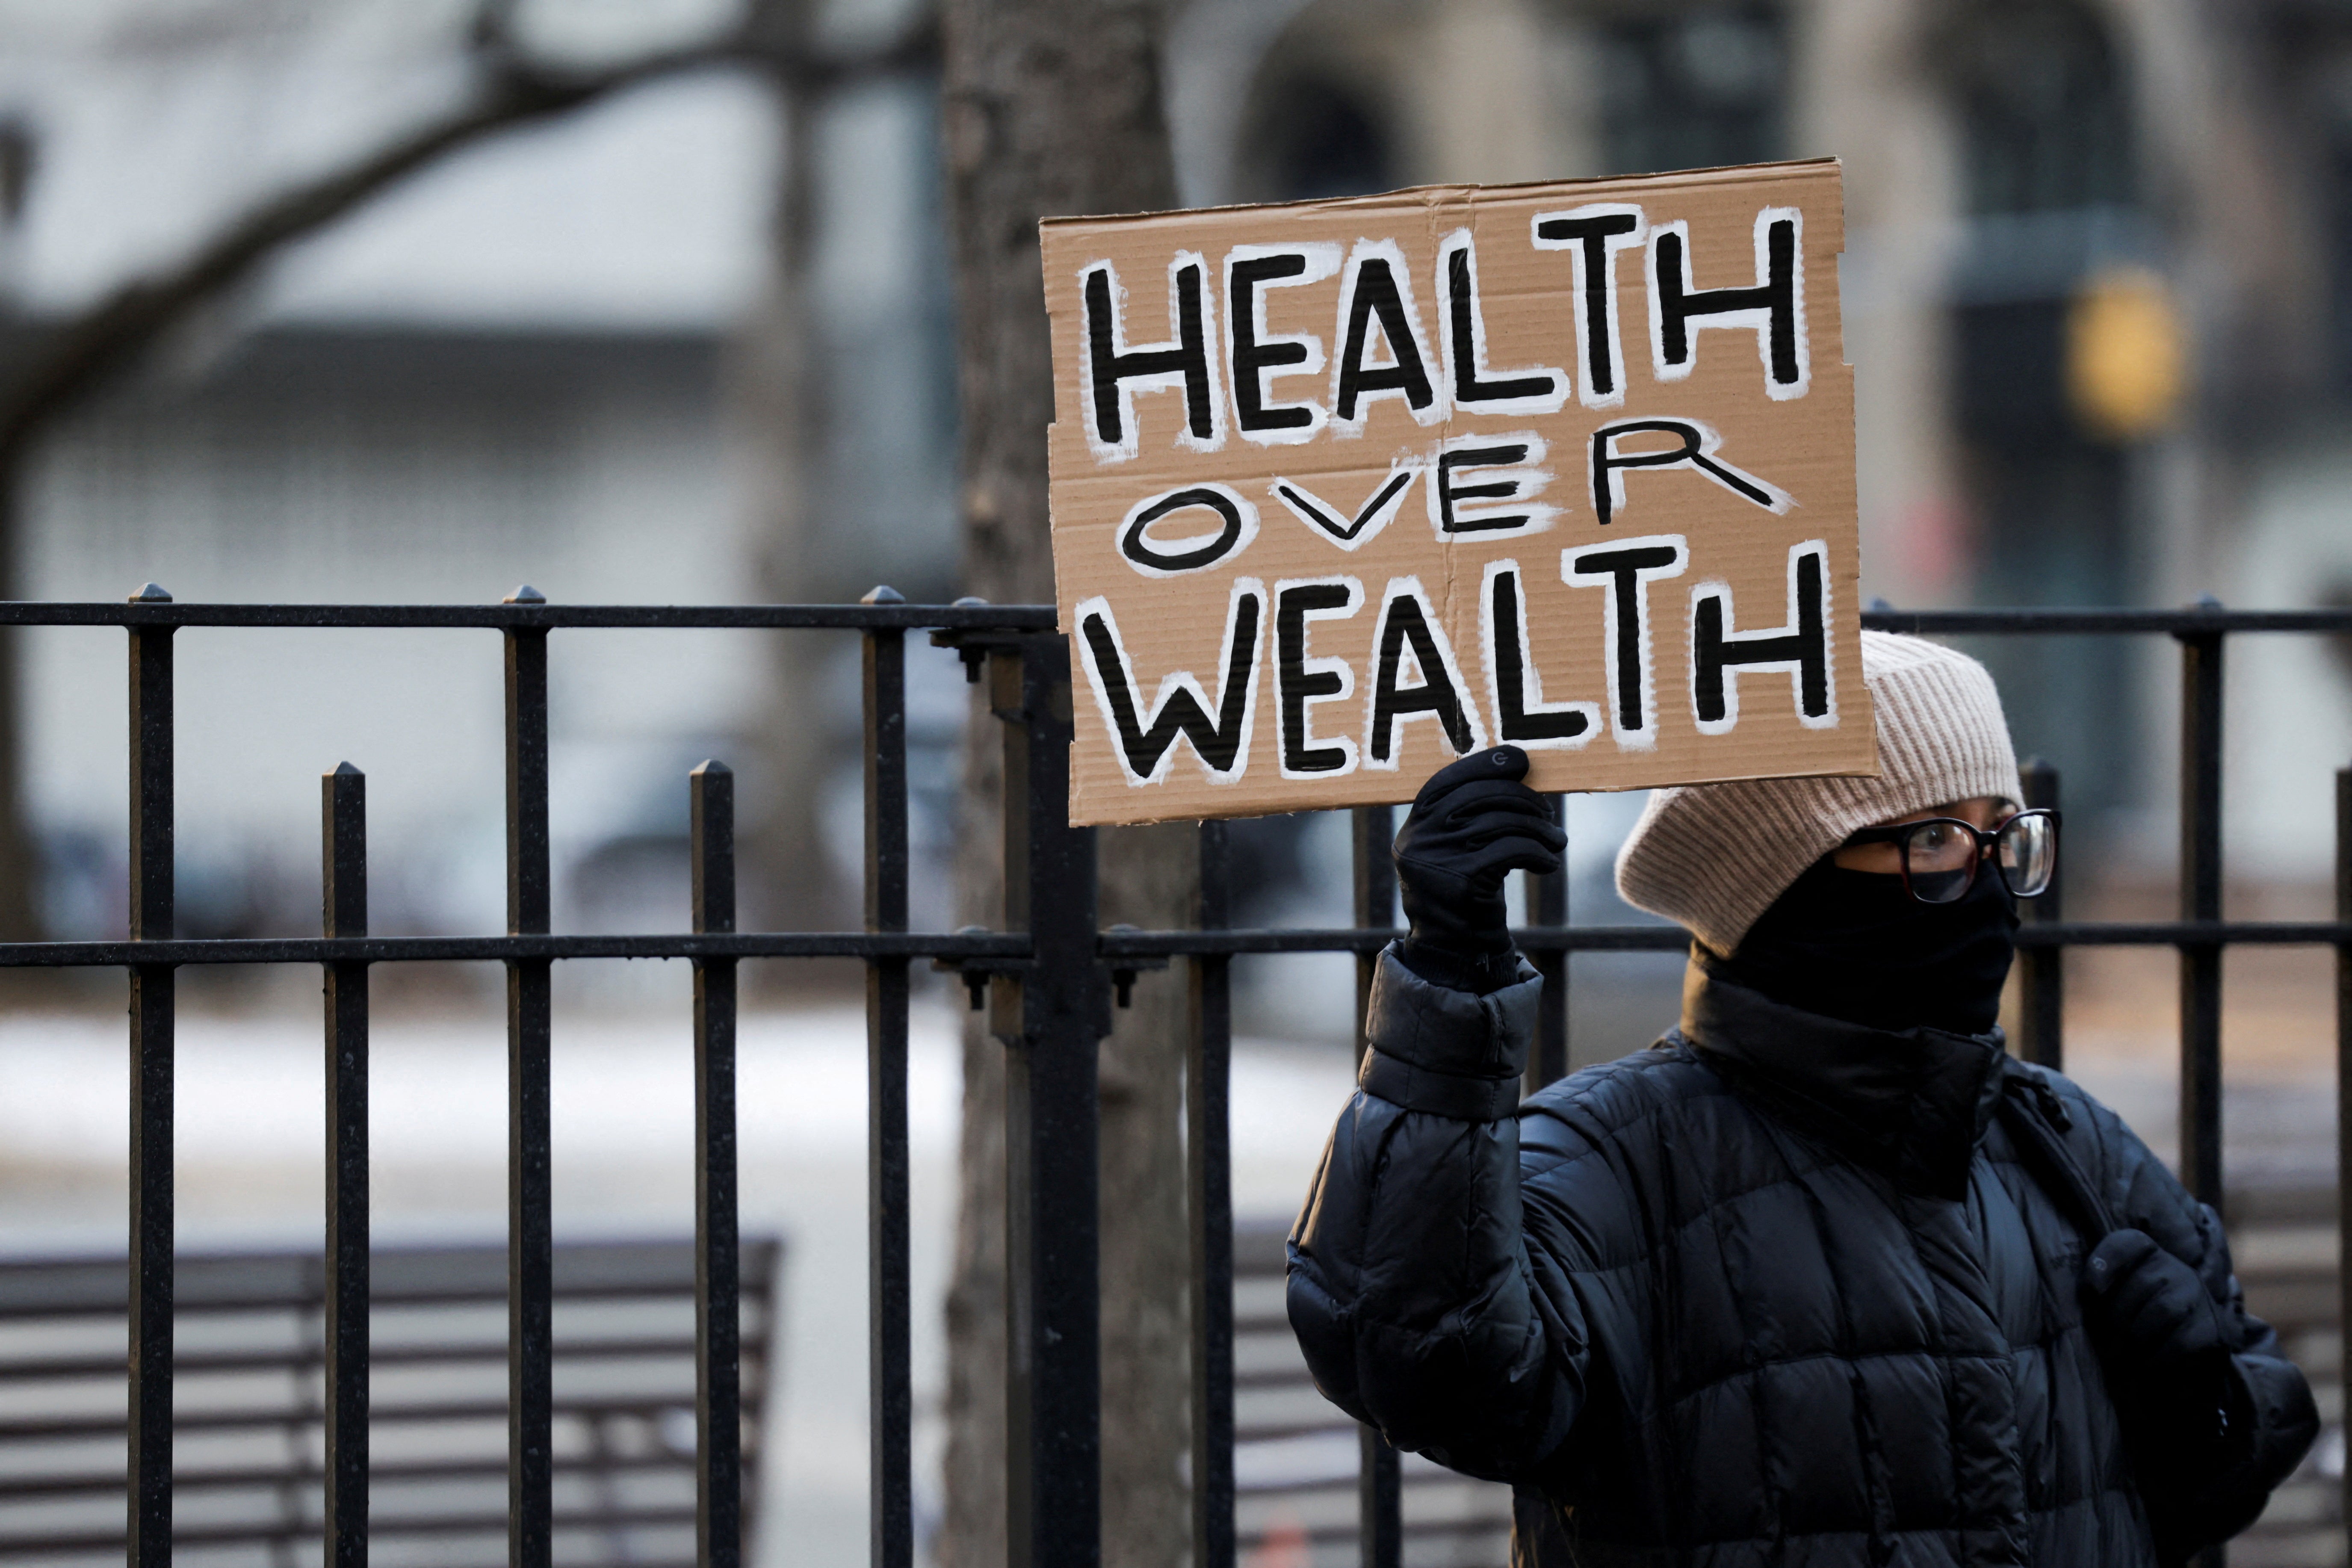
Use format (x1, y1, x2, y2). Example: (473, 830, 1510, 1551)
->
(1074, 583, 1265, 784)
(1649, 208, 1807, 396)
(1332, 243, 1437, 424)
(1532, 204, 1643, 406)
(1588, 418, 1787, 526)
(1083, 257, 1220, 455)
(1690, 543, 1835, 732)
(1434, 437, 1553, 534)
(1226, 244, 1337, 440)
(1441, 230, 1562, 413)
(1117, 485, 1258, 576)
(1366, 581, 1481, 765)
(1274, 578, 1363, 776)
(1565, 536, 1688, 747)
(1483, 562, 1596, 747)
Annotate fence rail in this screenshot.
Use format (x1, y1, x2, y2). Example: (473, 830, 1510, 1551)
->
(0, 590, 2341, 1567)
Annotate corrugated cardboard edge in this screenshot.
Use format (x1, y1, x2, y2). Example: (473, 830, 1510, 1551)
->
(1034, 157, 1844, 234)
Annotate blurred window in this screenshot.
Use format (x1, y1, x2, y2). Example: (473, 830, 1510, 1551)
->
(1941, 0, 2143, 823)
(1598, 7, 1787, 176)
(2305, 44, 2352, 392)
(1947, 0, 2133, 216)
(1241, 74, 1395, 201)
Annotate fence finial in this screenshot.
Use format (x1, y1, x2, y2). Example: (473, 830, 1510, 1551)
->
(130, 583, 171, 602)
(863, 585, 904, 605)
(504, 585, 546, 605)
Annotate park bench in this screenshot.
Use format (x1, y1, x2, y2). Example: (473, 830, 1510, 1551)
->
(0, 1236, 780, 1566)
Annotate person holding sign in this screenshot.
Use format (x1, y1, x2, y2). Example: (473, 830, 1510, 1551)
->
(1286, 632, 2315, 1567)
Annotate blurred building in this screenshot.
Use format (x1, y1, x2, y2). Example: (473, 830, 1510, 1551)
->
(1171, 0, 2352, 880)
(3, 0, 2349, 956)
(0, 2, 957, 946)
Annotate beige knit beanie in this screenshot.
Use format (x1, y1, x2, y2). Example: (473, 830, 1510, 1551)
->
(1614, 631, 2023, 956)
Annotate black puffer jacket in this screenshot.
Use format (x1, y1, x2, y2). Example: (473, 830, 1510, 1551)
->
(1288, 949, 2318, 1566)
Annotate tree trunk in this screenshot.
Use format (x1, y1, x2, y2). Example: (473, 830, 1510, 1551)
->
(938, 5, 1190, 1568)
(1088, 821, 1199, 1568)
(736, 9, 846, 938)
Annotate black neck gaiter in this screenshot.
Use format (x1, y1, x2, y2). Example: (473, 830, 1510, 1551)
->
(1707, 856, 2021, 1036)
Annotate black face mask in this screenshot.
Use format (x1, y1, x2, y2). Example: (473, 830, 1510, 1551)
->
(1707, 856, 2020, 1036)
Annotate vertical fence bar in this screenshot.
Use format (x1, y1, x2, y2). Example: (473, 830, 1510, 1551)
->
(1349, 805, 1402, 1568)
(503, 590, 554, 1568)
(862, 595, 914, 1568)
(692, 762, 742, 1568)
(2017, 760, 2064, 1072)
(1189, 820, 1235, 1568)
(126, 590, 174, 1568)
(322, 763, 369, 1567)
(1351, 807, 1395, 1050)
(996, 635, 1103, 1568)
(2177, 627, 2225, 1211)
(1526, 793, 1569, 1096)
(2181, 644, 2220, 1568)
(2336, 766, 2352, 1556)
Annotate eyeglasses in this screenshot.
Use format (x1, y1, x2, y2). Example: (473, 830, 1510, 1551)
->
(1838, 809, 2059, 905)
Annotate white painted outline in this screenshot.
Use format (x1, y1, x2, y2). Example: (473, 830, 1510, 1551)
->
(1427, 431, 1556, 538)
(1223, 242, 1341, 447)
(1273, 574, 1366, 780)
(1269, 464, 1420, 553)
(1073, 577, 1265, 787)
(1528, 202, 1646, 409)
(1327, 238, 1447, 435)
(1436, 227, 1567, 417)
(1478, 558, 1600, 752)
(1115, 482, 1260, 580)
(1645, 206, 1810, 401)
(1077, 251, 1226, 465)
(1362, 575, 1489, 770)
(1588, 416, 1793, 527)
(1563, 533, 1689, 753)
(1687, 540, 1839, 736)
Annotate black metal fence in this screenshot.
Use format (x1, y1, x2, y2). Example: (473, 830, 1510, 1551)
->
(0, 591, 2346, 1567)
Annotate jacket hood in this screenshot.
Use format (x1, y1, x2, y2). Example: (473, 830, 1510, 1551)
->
(1679, 959, 2009, 1200)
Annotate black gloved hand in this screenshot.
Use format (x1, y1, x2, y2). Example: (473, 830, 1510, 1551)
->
(2083, 1227, 2250, 1485)
(1392, 746, 1565, 992)
(2084, 1228, 2226, 1366)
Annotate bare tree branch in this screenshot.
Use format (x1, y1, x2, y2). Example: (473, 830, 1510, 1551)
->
(0, 13, 937, 462)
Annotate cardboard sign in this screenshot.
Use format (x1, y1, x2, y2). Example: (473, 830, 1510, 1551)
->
(1041, 158, 1875, 826)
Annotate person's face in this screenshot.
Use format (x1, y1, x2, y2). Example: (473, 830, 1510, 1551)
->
(1829, 796, 2010, 877)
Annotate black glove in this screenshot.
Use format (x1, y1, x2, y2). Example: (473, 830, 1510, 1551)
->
(2084, 1228, 2225, 1366)
(2083, 1227, 2250, 1490)
(1392, 746, 1565, 992)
